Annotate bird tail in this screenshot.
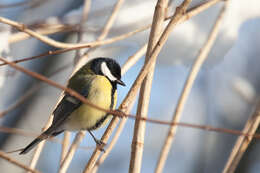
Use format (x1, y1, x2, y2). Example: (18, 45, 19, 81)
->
(19, 131, 50, 155)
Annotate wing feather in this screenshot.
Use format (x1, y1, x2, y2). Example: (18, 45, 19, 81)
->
(52, 75, 92, 128)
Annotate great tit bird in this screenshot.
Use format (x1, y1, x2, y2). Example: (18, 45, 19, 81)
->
(19, 57, 125, 154)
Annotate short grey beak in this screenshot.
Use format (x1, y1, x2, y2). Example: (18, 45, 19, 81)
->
(116, 79, 126, 86)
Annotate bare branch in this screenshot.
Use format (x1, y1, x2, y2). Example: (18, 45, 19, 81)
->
(0, 0, 222, 49)
(59, 131, 86, 173)
(129, 0, 168, 172)
(27, 116, 53, 172)
(155, 2, 228, 173)
(0, 150, 40, 173)
(9, 24, 76, 44)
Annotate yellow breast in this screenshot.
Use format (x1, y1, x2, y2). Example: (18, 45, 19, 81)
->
(65, 75, 117, 131)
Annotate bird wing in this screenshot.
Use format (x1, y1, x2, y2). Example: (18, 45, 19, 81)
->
(52, 95, 81, 126)
(19, 74, 94, 155)
(52, 75, 92, 128)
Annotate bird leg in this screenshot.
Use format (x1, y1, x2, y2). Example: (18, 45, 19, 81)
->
(88, 130, 105, 152)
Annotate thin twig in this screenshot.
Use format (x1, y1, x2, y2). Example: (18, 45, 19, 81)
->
(0, 15, 130, 49)
(129, 0, 168, 172)
(0, 86, 38, 118)
(9, 24, 76, 44)
(155, 2, 228, 173)
(74, 0, 92, 64)
(98, 0, 124, 40)
(0, 47, 80, 67)
(0, 126, 98, 152)
(0, 150, 40, 173)
(59, 131, 86, 173)
(0, 126, 59, 144)
(222, 98, 260, 173)
(128, 118, 260, 139)
(222, 0, 259, 166)
(60, 132, 70, 165)
(27, 116, 53, 172)
(81, 0, 125, 60)
(0, 0, 221, 50)
(59, 0, 92, 168)
(91, 114, 130, 173)
(121, 44, 147, 74)
(0, 63, 71, 118)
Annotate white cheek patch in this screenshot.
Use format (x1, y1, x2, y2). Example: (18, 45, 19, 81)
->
(101, 62, 117, 81)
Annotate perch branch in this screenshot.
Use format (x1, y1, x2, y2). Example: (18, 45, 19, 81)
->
(155, 2, 228, 173)
(0, 150, 40, 173)
(129, 0, 168, 172)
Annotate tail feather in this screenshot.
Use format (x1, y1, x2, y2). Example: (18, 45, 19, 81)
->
(19, 126, 64, 155)
(19, 133, 49, 155)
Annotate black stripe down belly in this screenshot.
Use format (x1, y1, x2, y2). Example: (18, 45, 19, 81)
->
(88, 83, 116, 131)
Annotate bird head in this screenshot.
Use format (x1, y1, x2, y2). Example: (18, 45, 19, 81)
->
(89, 57, 125, 86)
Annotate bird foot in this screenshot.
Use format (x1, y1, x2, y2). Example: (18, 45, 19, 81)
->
(96, 140, 106, 152)
(115, 109, 125, 118)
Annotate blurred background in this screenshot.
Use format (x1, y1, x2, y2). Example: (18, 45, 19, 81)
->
(0, 0, 260, 172)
